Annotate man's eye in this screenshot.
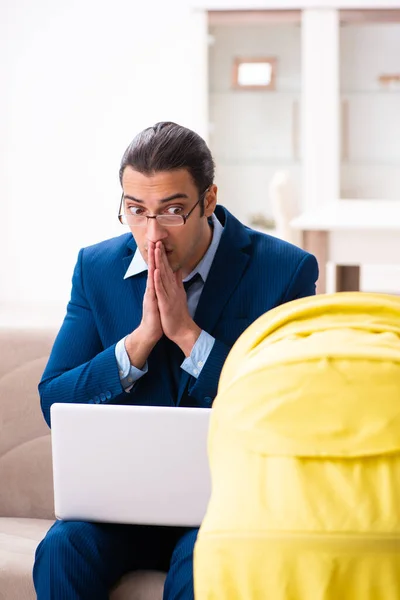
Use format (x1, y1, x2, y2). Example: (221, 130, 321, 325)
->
(166, 206, 183, 215)
(128, 206, 146, 216)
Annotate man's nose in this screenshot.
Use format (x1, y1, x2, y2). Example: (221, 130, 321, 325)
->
(146, 217, 168, 244)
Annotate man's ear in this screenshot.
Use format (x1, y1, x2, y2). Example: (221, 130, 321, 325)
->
(204, 184, 218, 217)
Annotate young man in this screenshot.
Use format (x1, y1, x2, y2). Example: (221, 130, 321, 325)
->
(34, 122, 318, 599)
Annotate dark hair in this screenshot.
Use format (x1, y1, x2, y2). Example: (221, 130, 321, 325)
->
(119, 122, 215, 213)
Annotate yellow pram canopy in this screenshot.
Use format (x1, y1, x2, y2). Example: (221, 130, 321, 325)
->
(195, 293, 400, 600)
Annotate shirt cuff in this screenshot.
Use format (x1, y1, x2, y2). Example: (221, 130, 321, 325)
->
(115, 337, 148, 391)
(181, 330, 215, 379)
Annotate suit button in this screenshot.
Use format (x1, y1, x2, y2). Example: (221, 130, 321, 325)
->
(106, 391, 112, 400)
(204, 396, 212, 405)
(94, 396, 100, 404)
(99, 393, 106, 402)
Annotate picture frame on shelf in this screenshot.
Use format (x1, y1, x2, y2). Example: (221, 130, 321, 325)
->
(232, 57, 277, 91)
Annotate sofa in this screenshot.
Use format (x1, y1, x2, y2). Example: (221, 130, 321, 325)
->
(0, 328, 166, 600)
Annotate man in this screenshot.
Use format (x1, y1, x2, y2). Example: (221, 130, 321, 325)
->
(34, 121, 318, 600)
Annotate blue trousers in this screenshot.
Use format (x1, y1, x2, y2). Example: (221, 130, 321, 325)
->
(33, 520, 198, 599)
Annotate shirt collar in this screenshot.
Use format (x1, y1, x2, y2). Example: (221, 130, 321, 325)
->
(124, 213, 223, 283)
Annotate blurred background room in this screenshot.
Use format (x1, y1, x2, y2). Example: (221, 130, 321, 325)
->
(2, 0, 400, 328)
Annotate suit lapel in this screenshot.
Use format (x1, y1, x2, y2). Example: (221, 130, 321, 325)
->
(194, 207, 251, 333)
(177, 207, 252, 405)
(121, 238, 147, 334)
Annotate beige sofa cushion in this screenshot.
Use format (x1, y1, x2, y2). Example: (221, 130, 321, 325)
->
(0, 431, 53, 520)
(111, 571, 166, 600)
(0, 517, 166, 600)
(0, 517, 53, 600)
(0, 352, 54, 519)
(0, 329, 56, 381)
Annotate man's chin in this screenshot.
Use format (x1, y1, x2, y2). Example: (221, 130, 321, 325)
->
(166, 254, 183, 273)
(169, 261, 182, 273)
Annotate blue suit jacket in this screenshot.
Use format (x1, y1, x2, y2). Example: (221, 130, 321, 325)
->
(39, 206, 318, 426)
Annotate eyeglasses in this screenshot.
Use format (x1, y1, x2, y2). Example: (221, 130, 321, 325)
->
(118, 187, 210, 227)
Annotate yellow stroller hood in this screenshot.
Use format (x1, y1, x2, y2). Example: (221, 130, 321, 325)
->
(195, 293, 400, 600)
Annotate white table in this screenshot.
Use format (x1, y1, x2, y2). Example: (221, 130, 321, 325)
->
(290, 200, 400, 294)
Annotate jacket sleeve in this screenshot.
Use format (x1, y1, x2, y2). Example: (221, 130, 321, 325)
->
(281, 253, 319, 302)
(39, 249, 126, 427)
(186, 339, 232, 406)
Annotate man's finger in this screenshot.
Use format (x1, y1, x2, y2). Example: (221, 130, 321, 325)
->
(147, 242, 153, 274)
(155, 245, 174, 292)
(157, 242, 175, 280)
(147, 242, 156, 293)
(154, 268, 168, 302)
(174, 269, 184, 288)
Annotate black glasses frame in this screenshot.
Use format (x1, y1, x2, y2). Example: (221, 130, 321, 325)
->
(118, 187, 210, 226)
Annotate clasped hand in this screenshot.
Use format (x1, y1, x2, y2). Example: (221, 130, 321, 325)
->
(140, 241, 201, 356)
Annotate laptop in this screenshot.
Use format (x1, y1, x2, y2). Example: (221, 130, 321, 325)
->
(50, 403, 212, 527)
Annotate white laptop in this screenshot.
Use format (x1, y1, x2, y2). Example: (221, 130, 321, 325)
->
(50, 403, 212, 527)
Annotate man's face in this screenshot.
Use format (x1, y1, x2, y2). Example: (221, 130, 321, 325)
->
(121, 167, 217, 278)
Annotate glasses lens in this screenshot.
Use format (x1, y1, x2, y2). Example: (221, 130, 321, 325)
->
(120, 214, 184, 226)
(157, 215, 184, 226)
(123, 215, 147, 227)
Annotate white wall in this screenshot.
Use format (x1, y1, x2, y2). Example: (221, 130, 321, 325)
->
(209, 23, 302, 224)
(2, 1, 400, 328)
(1, 0, 208, 325)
